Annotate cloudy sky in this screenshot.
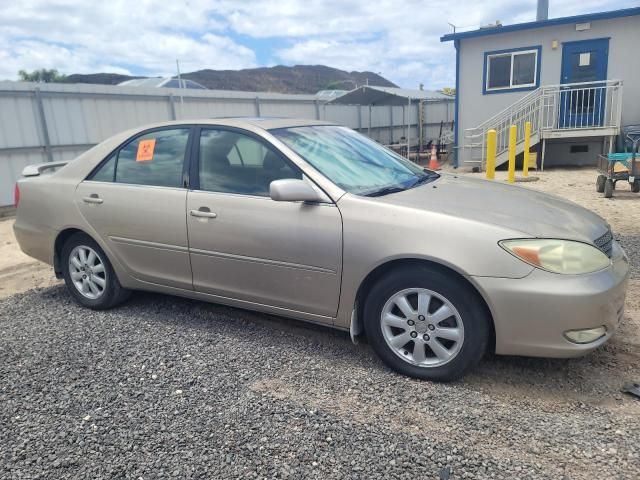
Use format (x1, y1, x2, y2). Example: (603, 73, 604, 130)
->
(0, 0, 635, 89)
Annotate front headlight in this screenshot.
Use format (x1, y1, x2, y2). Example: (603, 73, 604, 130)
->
(499, 239, 611, 274)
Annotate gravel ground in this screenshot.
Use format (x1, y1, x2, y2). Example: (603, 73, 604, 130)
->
(1, 168, 640, 479)
(1, 287, 639, 480)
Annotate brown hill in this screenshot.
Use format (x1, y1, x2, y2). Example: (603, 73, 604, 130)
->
(63, 65, 396, 93)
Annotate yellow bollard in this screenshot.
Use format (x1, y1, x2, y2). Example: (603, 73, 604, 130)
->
(485, 129, 497, 180)
(508, 125, 517, 184)
(523, 121, 531, 177)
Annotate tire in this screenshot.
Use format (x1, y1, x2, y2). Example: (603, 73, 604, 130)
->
(363, 265, 490, 382)
(596, 175, 606, 193)
(604, 179, 614, 198)
(632, 181, 640, 193)
(61, 232, 131, 310)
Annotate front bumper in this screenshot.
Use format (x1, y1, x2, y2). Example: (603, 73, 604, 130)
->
(472, 241, 629, 358)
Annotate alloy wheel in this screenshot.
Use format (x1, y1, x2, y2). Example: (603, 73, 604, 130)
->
(68, 245, 107, 300)
(381, 288, 464, 367)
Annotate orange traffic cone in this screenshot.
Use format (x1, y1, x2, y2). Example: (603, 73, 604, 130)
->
(428, 144, 440, 170)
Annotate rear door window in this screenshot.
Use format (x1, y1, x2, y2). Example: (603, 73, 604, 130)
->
(89, 128, 190, 188)
(115, 129, 190, 187)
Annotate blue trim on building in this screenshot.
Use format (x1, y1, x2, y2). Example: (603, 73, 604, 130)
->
(441, 7, 640, 42)
(454, 39, 460, 167)
(561, 37, 611, 47)
(482, 45, 542, 95)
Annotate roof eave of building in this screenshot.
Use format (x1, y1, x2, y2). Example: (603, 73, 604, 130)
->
(440, 6, 640, 43)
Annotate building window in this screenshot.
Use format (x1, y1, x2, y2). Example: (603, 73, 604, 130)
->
(570, 144, 589, 154)
(484, 47, 540, 93)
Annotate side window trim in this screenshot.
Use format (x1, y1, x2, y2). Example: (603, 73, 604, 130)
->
(110, 152, 117, 182)
(181, 126, 196, 189)
(112, 147, 120, 183)
(188, 126, 202, 190)
(233, 144, 245, 166)
(191, 125, 303, 192)
(86, 125, 196, 187)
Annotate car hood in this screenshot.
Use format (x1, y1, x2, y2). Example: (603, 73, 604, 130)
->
(374, 174, 609, 242)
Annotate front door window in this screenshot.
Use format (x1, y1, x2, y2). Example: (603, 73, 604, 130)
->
(198, 129, 301, 196)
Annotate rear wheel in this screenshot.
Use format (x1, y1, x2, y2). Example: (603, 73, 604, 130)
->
(604, 179, 614, 198)
(363, 265, 490, 381)
(61, 233, 130, 309)
(596, 175, 606, 193)
(632, 180, 640, 193)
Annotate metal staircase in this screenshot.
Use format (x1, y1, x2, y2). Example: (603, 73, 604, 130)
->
(463, 80, 623, 170)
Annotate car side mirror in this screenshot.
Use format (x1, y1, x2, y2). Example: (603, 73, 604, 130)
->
(269, 179, 328, 203)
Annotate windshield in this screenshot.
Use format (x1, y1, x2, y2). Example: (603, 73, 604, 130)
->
(270, 125, 438, 196)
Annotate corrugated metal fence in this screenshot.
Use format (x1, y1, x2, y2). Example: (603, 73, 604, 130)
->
(0, 82, 454, 207)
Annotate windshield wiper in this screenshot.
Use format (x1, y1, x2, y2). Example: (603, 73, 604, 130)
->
(410, 172, 440, 188)
(364, 171, 440, 197)
(364, 186, 407, 197)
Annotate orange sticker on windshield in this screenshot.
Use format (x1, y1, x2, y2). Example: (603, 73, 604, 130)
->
(136, 139, 156, 162)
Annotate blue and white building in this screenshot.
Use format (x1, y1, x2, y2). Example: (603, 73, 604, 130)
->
(441, 6, 640, 169)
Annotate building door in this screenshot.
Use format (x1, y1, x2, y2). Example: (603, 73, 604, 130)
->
(559, 38, 609, 128)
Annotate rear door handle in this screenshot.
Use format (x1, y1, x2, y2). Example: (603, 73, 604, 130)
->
(190, 209, 217, 219)
(83, 195, 103, 204)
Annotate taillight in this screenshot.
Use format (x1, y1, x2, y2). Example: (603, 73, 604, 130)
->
(14, 183, 20, 207)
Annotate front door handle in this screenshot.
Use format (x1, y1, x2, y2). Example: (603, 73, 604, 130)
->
(190, 208, 217, 219)
(83, 195, 103, 204)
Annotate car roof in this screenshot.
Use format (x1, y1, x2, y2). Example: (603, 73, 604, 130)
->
(217, 117, 335, 130)
(140, 117, 336, 131)
(96, 118, 336, 145)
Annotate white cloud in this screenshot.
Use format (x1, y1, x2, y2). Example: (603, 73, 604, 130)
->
(0, 0, 635, 88)
(0, 0, 256, 80)
(213, 0, 634, 88)
(275, 0, 636, 88)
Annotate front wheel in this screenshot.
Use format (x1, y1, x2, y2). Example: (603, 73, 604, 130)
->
(632, 180, 640, 193)
(61, 232, 131, 309)
(596, 175, 606, 193)
(604, 179, 614, 198)
(363, 266, 490, 381)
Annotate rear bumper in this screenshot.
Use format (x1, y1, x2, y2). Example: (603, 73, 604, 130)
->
(13, 218, 56, 266)
(472, 241, 629, 358)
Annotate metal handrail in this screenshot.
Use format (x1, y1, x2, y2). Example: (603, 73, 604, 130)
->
(470, 88, 542, 133)
(471, 80, 621, 132)
(463, 80, 623, 168)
